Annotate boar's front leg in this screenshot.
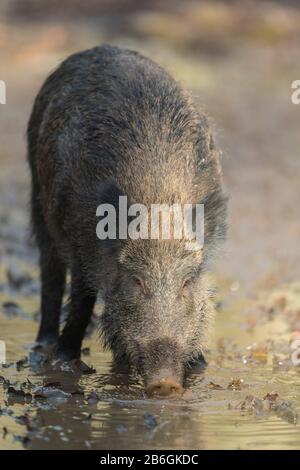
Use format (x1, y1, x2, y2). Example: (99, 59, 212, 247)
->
(37, 246, 66, 345)
(33, 194, 66, 346)
(56, 261, 96, 360)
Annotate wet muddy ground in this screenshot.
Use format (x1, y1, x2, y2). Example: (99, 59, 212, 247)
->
(1, 268, 300, 449)
(1, 1, 300, 450)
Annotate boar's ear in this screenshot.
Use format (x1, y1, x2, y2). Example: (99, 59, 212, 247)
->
(184, 189, 227, 258)
(200, 188, 228, 255)
(96, 179, 124, 208)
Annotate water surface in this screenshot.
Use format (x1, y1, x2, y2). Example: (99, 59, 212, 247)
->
(1, 278, 299, 450)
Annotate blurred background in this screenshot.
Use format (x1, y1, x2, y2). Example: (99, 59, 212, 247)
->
(0, 0, 300, 451)
(1, 0, 300, 293)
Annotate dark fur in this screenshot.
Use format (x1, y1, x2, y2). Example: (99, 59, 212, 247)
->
(27, 45, 227, 385)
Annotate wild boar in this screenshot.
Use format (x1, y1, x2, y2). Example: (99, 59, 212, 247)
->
(27, 45, 227, 397)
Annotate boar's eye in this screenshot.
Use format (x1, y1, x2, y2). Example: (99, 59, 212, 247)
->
(181, 278, 192, 291)
(131, 275, 146, 292)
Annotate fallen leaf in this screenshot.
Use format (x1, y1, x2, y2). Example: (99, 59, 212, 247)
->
(208, 381, 224, 390)
(72, 359, 96, 375)
(228, 378, 244, 391)
(250, 346, 268, 363)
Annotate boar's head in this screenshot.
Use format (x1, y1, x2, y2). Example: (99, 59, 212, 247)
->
(100, 189, 227, 397)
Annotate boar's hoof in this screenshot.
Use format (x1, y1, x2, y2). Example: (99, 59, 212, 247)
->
(55, 345, 80, 362)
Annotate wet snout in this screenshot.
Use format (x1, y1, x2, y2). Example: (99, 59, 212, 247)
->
(146, 369, 183, 397)
(140, 337, 184, 397)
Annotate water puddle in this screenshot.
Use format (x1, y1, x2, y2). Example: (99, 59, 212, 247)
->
(1, 269, 300, 449)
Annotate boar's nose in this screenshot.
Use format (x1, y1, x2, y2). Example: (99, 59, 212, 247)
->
(146, 373, 183, 398)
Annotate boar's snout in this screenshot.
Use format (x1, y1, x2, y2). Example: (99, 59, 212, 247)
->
(138, 338, 184, 398)
(146, 370, 183, 397)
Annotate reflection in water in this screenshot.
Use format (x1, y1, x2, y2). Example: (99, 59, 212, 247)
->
(1, 283, 300, 450)
(28, 397, 206, 450)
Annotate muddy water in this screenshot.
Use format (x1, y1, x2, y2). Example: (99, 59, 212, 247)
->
(1, 2, 300, 450)
(1, 267, 300, 449)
